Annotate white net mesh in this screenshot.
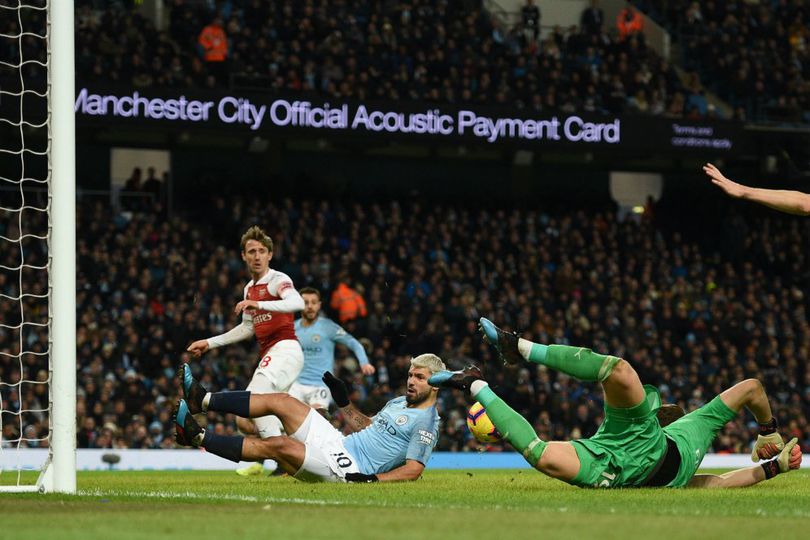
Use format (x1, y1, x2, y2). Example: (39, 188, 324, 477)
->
(0, 0, 51, 489)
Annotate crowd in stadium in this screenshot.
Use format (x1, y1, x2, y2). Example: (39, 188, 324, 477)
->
(71, 0, 694, 117)
(633, 0, 810, 123)
(2, 187, 808, 455)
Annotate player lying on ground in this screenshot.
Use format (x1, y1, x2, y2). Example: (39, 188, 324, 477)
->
(704, 162, 810, 215)
(429, 317, 802, 488)
(174, 354, 444, 482)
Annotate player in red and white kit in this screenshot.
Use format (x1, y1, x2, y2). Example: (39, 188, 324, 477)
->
(187, 225, 304, 475)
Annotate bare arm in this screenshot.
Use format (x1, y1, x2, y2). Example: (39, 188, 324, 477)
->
(375, 460, 425, 482)
(704, 163, 810, 216)
(339, 403, 373, 433)
(687, 466, 765, 489)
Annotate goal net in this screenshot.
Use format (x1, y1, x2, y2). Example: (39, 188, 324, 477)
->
(0, 0, 75, 493)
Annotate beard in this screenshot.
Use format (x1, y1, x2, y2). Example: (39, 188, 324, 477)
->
(405, 388, 431, 405)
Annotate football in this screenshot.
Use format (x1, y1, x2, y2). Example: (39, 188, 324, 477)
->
(466, 402, 502, 443)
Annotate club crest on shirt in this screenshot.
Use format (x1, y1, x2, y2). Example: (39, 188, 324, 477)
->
(312, 334, 321, 343)
(258, 289, 267, 298)
(395, 415, 408, 426)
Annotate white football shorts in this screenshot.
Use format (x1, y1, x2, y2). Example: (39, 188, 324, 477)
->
(290, 408, 360, 483)
(288, 382, 333, 410)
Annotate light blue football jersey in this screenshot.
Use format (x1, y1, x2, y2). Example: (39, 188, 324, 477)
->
(294, 316, 370, 386)
(343, 396, 440, 474)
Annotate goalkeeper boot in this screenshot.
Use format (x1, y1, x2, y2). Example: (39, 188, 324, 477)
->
(174, 399, 203, 447)
(479, 317, 523, 365)
(179, 363, 207, 414)
(428, 365, 483, 394)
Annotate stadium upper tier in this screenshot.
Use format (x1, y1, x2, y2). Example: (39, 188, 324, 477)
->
(632, 0, 810, 124)
(1, 191, 808, 453)
(69, 1, 694, 118)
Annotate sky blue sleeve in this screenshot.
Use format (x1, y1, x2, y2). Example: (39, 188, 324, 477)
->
(331, 321, 370, 366)
(405, 414, 439, 466)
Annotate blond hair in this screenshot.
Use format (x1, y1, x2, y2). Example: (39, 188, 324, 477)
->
(410, 353, 446, 375)
(240, 226, 273, 252)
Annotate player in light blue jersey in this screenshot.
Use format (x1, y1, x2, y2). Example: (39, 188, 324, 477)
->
(174, 354, 444, 482)
(291, 287, 375, 415)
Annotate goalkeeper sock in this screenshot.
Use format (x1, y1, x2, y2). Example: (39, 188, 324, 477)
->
(520, 343, 620, 382)
(208, 391, 251, 418)
(202, 431, 244, 463)
(472, 383, 547, 467)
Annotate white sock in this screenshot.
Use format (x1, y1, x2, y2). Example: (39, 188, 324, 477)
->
(202, 392, 211, 411)
(193, 428, 205, 447)
(470, 380, 489, 398)
(517, 338, 533, 359)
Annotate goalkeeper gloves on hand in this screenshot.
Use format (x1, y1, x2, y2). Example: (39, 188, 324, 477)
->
(777, 437, 801, 473)
(345, 472, 379, 483)
(322, 371, 350, 408)
(751, 417, 783, 462)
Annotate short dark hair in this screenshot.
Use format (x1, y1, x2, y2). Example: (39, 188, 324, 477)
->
(657, 404, 686, 427)
(299, 287, 321, 299)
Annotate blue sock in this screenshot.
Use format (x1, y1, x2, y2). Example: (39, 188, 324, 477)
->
(202, 431, 244, 463)
(208, 391, 251, 417)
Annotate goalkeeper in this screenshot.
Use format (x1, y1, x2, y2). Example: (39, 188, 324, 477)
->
(429, 318, 802, 488)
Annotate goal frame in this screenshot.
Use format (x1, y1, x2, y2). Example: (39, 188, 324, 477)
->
(0, 0, 78, 495)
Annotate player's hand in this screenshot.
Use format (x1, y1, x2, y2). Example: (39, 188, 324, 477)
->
(777, 438, 801, 473)
(703, 163, 746, 198)
(345, 472, 378, 483)
(360, 363, 376, 376)
(186, 340, 209, 358)
(322, 371, 350, 407)
(751, 431, 785, 462)
(234, 300, 258, 314)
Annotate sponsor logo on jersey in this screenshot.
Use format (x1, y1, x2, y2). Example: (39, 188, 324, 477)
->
(258, 289, 267, 298)
(395, 415, 408, 426)
(417, 429, 435, 445)
(253, 312, 273, 324)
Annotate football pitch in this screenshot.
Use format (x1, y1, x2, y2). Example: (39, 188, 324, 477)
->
(3, 470, 809, 540)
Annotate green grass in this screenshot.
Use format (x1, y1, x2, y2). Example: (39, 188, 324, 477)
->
(2, 470, 809, 540)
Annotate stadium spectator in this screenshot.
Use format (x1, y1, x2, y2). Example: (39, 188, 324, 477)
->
(617, 2, 644, 41)
(521, 0, 541, 41)
(581, 0, 606, 36)
(330, 274, 368, 324)
(197, 15, 228, 84)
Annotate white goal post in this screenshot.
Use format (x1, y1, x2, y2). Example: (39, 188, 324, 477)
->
(0, 0, 75, 494)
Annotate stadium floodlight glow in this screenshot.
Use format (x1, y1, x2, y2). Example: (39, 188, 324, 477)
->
(0, 0, 76, 494)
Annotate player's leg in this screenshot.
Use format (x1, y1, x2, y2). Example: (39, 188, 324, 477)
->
(429, 367, 580, 481)
(479, 317, 644, 408)
(175, 399, 306, 473)
(179, 363, 311, 436)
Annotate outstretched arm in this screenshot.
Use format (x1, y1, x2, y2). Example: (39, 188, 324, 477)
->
(688, 439, 802, 488)
(704, 163, 810, 215)
(187, 313, 255, 357)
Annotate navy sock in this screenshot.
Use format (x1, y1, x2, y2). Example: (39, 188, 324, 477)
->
(202, 431, 244, 463)
(208, 391, 251, 417)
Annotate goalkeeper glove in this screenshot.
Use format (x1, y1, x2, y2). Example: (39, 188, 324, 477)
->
(322, 371, 350, 408)
(345, 472, 378, 483)
(751, 417, 783, 462)
(761, 438, 801, 479)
